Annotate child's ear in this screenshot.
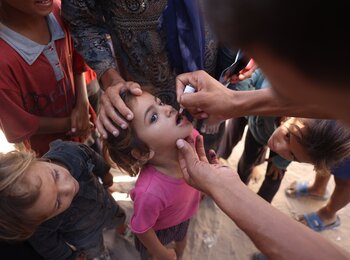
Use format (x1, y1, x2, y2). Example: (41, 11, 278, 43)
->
(131, 149, 155, 161)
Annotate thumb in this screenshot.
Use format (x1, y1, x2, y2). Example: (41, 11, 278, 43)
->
(176, 139, 198, 179)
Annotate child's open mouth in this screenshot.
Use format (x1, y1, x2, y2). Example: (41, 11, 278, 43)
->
(35, 0, 52, 7)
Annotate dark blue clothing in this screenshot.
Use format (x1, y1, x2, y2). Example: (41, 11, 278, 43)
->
(161, 0, 205, 73)
(332, 158, 350, 180)
(29, 140, 126, 260)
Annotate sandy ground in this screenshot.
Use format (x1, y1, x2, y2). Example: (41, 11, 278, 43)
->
(1, 130, 349, 259)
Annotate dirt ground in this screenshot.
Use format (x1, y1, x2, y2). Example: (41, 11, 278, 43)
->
(105, 128, 350, 260)
(1, 130, 349, 260)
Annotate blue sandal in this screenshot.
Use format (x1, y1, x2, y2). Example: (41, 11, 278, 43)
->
(285, 181, 329, 201)
(301, 212, 341, 232)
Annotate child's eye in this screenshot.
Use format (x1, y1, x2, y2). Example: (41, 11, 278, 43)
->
(150, 113, 158, 123)
(285, 132, 290, 142)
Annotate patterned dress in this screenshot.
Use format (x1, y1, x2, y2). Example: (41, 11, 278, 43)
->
(62, 0, 218, 106)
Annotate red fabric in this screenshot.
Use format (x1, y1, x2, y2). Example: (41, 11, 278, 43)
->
(0, 0, 88, 156)
(84, 68, 97, 84)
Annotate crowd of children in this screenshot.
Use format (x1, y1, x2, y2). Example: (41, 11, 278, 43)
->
(1, 0, 350, 259)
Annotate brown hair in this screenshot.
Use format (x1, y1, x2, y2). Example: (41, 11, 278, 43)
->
(298, 119, 350, 171)
(103, 88, 155, 177)
(0, 151, 42, 241)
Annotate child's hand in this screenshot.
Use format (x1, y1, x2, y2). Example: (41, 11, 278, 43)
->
(70, 101, 92, 138)
(102, 172, 114, 189)
(154, 248, 177, 260)
(266, 162, 286, 181)
(229, 59, 257, 84)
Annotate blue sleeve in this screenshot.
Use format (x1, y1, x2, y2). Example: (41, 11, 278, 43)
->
(43, 140, 110, 179)
(271, 155, 291, 170)
(61, 0, 117, 79)
(78, 143, 111, 179)
(29, 225, 78, 260)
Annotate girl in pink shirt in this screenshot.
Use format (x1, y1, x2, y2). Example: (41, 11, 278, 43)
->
(104, 89, 201, 260)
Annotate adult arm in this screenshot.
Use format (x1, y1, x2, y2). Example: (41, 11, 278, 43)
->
(61, 0, 142, 136)
(176, 135, 350, 260)
(136, 229, 177, 260)
(176, 70, 331, 120)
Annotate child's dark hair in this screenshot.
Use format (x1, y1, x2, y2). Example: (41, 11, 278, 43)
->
(298, 119, 350, 171)
(0, 151, 42, 241)
(103, 88, 154, 177)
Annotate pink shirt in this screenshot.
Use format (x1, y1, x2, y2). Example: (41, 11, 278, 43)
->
(130, 165, 201, 233)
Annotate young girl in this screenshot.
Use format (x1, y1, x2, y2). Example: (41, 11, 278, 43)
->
(268, 118, 350, 231)
(0, 140, 126, 259)
(104, 90, 201, 260)
(0, 0, 93, 156)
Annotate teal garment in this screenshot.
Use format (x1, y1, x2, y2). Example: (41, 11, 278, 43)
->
(232, 69, 291, 169)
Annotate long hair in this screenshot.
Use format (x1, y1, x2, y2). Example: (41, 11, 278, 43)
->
(0, 151, 42, 241)
(299, 119, 350, 171)
(103, 90, 152, 177)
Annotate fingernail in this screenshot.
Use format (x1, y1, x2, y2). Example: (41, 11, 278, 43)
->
(71, 128, 76, 133)
(127, 114, 133, 120)
(176, 139, 184, 149)
(112, 130, 119, 136)
(121, 123, 127, 129)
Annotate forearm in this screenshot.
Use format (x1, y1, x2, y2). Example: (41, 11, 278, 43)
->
(210, 178, 349, 259)
(230, 88, 331, 118)
(61, 0, 117, 78)
(36, 117, 70, 134)
(100, 68, 125, 91)
(74, 73, 89, 106)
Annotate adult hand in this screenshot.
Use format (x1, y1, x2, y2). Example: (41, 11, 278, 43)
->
(97, 70, 142, 138)
(176, 135, 237, 195)
(176, 70, 235, 121)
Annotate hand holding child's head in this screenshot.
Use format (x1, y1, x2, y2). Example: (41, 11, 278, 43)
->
(103, 89, 193, 177)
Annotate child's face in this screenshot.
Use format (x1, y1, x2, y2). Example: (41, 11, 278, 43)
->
(268, 118, 312, 163)
(24, 161, 79, 221)
(129, 92, 193, 153)
(2, 0, 53, 17)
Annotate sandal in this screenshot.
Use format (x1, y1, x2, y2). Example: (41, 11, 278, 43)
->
(300, 212, 340, 232)
(285, 181, 329, 201)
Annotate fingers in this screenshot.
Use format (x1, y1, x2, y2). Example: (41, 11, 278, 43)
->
(195, 135, 209, 163)
(96, 106, 120, 138)
(176, 72, 196, 103)
(70, 116, 77, 134)
(238, 59, 257, 80)
(126, 81, 143, 96)
(208, 149, 220, 164)
(104, 86, 133, 122)
(176, 138, 199, 178)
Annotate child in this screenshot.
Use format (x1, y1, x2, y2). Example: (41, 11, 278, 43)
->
(0, 0, 92, 156)
(231, 69, 291, 203)
(0, 140, 126, 259)
(268, 118, 350, 231)
(104, 90, 201, 260)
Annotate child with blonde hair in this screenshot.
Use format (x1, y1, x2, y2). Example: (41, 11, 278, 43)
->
(0, 140, 126, 259)
(104, 89, 201, 260)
